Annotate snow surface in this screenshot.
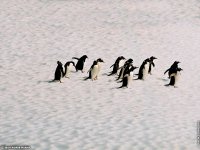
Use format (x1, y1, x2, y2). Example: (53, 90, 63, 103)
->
(0, 0, 200, 149)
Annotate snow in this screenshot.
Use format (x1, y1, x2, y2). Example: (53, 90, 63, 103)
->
(0, 0, 200, 149)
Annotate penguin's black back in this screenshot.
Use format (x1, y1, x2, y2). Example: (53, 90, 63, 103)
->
(54, 61, 64, 80)
(75, 55, 88, 71)
(137, 59, 149, 79)
(138, 62, 145, 79)
(165, 61, 180, 77)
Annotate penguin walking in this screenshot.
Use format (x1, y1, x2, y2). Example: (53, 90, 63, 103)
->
(166, 68, 183, 87)
(108, 56, 125, 76)
(63, 61, 75, 78)
(117, 58, 133, 80)
(96, 58, 104, 79)
(53, 61, 64, 83)
(164, 61, 180, 78)
(137, 58, 150, 80)
(87, 60, 99, 81)
(118, 66, 138, 88)
(117, 57, 126, 75)
(85, 58, 104, 80)
(72, 55, 88, 72)
(148, 56, 157, 75)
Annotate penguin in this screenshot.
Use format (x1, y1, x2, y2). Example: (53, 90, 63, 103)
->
(116, 58, 133, 80)
(117, 57, 126, 75)
(86, 60, 99, 81)
(85, 58, 104, 80)
(63, 61, 75, 78)
(164, 61, 180, 78)
(167, 68, 183, 87)
(108, 56, 125, 76)
(72, 55, 88, 72)
(53, 61, 64, 83)
(118, 66, 138, 88)
(137, 58, 150, 80)
(96, 58, 104, 79)
(148, 56, 157, 75)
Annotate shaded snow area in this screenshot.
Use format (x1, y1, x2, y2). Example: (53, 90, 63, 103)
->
(0, 0, 200, 149)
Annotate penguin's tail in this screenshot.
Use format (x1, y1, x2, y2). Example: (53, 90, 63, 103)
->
(84, 77, 90, 81)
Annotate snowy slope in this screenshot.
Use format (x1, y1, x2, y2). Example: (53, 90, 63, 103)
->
(0, 0, 200, 149)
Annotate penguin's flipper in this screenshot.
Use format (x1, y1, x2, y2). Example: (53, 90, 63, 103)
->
(72, 57, 79, 60)
(164, 69, 169, 75)
(110, 64, 114, 68)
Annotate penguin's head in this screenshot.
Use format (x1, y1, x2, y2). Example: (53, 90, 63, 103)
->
(120, 56, 126, 60)
(57, 61, 63, 66)
(150, 56, 157, 60)
(82, 55, 88, 59)
(174, 61, 180, 64)
(97, 58, 104, 63)
(126, 58, 133, 64)
(80, 55, 88, 62)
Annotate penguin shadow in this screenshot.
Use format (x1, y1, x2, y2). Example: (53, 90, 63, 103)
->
(157, 77, 169, 82)
(102, 72, 111, 76)
(82, 76, 90, 81)
(157, 77, 178, 88)
(37, 79, 63, 84)
(164, 84, 178, 88)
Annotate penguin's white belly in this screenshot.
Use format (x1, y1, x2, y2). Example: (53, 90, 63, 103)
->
(127, 75, 132, 87)
(143, 63, 149, 79)
(117, 60, 125, 75)
(91, 65, 99, 80)
(97, 63, 102, 75)
(129, 71, 134, 79)
(174, 72, 181, 86)
(65, 66, 71, 77)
